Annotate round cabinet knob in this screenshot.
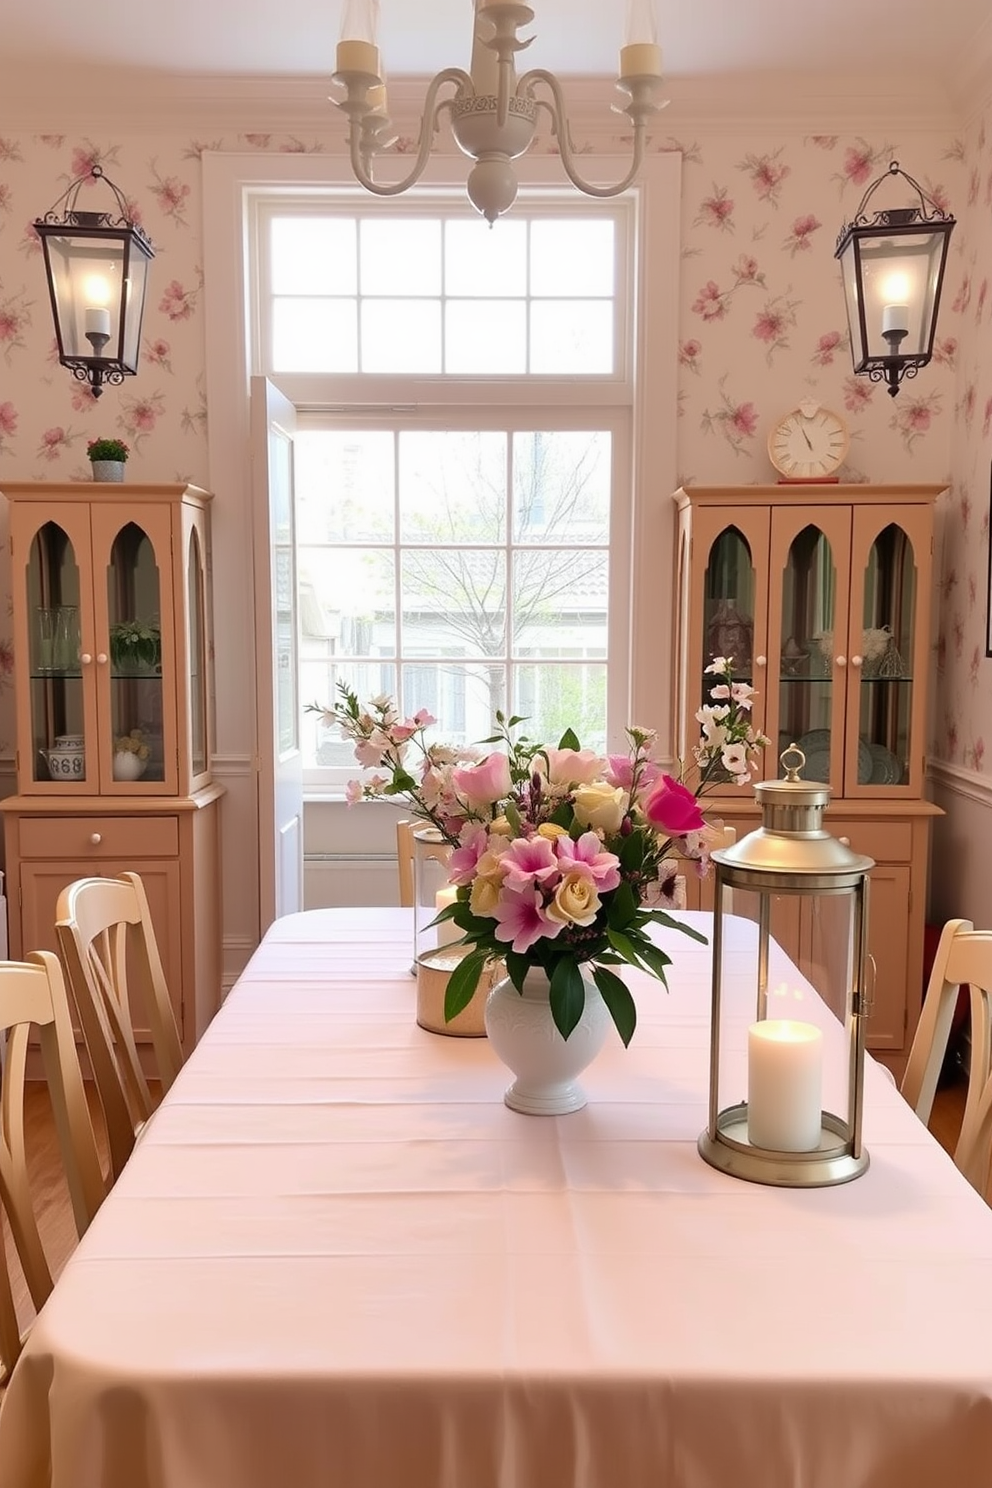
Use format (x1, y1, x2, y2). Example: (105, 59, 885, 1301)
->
(80, 652, 93, 666)
(97, 652, 108, 665)
(836, 655, 847, 667)
(89, 833, 102, 846)
(851, 655, 863, 668)
(839, 836, 851, 847)
(755, 655, 767, 668)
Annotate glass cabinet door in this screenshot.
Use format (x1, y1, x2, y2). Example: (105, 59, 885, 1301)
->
(26, 522, 87, 785)
(105, 521, 164, 785)
(768, 508, 852, 791)
(849, 508, 929, 794)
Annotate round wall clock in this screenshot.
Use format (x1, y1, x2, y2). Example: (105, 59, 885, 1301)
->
(767, 398, 850, 481)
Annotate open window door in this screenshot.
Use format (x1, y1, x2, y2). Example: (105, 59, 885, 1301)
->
(251, 376, 303, 928)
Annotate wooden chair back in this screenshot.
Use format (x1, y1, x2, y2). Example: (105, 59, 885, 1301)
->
(55, 872, 183, 1182)
(0, 951, 107, 1383)
(901, 918, 992, 1197)
(396, 820, 415, 908)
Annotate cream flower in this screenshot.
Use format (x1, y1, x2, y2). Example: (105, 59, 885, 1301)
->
(536, 822, 569, 841)
(546, 872, 602, 927)
(469, 877, 502, 917)
(572, 782, 626, 834)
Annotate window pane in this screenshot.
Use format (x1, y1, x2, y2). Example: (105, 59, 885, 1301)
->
(514, 663, 608, 752)
(295, 430, 395, 544)
(512, 549, 608, 654)
(361, 300, 441, 372)
(513, 431, 611, 544)
(530, 300, 614, 374)
(271, 217, 357, 295)
(446, 300, 526, 373)
(402, 662, 501, 747)
(530, 220, 615, 296)
(399, 431, 506, 544)
(272, 299, 357, 372)
(444, 219, 527, 296)
(402, 548, 506, 658)
(360, 219, 442, 295)
(298, 547, 395, 660)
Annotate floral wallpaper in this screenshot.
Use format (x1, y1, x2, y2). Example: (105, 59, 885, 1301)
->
(0, 104, 982, 778)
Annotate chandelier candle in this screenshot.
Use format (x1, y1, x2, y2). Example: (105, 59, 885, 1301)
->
(881, 303, 909, 335)
(747, 1019, 823, 1152)
(335, 39, 380, 76)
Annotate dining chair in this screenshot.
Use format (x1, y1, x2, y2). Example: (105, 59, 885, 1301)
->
(0, 950, 107, 1385)
(901, 918, 992, 1195)
(55, 871, 184, 1182)
(396, 819, 415, 908)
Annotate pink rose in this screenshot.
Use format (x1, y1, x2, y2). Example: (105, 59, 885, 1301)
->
(540, 747, 604, 787)
(452, 751, 512, 808)
(643, 774, 706, 836)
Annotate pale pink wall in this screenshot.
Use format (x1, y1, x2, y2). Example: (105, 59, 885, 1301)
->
(0, 116, 968, 772)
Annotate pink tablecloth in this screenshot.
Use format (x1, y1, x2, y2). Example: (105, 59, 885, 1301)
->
(3, 908, 992, 1488)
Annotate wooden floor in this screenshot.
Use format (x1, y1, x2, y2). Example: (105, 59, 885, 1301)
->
(3, 1068, 973, 1352)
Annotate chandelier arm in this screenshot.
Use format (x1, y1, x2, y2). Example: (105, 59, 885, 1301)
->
(519, 69, 647, 198)
(346, 68, 471, 198)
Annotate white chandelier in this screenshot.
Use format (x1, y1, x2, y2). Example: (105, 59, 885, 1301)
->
(332, 0, 667, 224)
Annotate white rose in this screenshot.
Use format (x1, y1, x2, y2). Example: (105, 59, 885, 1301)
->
(546, 872, 602, 927)
(572, 782, 626, 834)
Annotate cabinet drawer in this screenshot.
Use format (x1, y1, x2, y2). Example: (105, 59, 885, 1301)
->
(19, 816, 179, 860)
(826, 819, 912, 863)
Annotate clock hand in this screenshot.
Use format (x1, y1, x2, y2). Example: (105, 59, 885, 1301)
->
(801, 425, 813, 450)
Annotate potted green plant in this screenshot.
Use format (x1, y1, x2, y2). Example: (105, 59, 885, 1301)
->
(109, 617, 161, 673)
(87, 437, 130, 483)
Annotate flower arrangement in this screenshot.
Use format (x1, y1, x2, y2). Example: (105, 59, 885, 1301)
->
(87, 437, 130, 463)
(311, 658, 767, 1045)
(109, 618, 161, 672)
(113, 729, 150, 761)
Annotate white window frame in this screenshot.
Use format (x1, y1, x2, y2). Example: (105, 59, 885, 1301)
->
(201, 150, 681, 799)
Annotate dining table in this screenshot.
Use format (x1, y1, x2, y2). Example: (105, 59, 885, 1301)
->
(3, 906, 992, 1488)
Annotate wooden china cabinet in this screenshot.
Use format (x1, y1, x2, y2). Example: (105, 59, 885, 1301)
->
(673, 482, 944, 1077)
(0, 481, 223, 1055)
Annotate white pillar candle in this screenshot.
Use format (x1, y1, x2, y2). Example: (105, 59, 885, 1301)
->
(336, 39, 380, 76)
(84, 306, 111, 337)
(747, 1018, 823, 1152)
(435, 885, 461, 947)
(882, 303, 909, 336)
(619, 42, 663, 78)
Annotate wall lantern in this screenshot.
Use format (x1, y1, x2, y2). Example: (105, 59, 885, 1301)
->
(698, 747, 874, 1188)
(35, 165, 155, 399)
(834, 160, 955, 399)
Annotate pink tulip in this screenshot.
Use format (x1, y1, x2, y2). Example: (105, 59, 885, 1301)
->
(452, 752, 512, 808)
(643, 774, 706, 836)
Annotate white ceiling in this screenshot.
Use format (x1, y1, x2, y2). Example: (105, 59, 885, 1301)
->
(2, 0, 990, 86)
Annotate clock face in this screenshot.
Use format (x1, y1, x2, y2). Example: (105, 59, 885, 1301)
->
(768, 400, 850, 480)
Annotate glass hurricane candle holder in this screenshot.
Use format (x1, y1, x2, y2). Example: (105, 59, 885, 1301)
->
(698, 745, 874, 1188)
(412, 827, 455, 973)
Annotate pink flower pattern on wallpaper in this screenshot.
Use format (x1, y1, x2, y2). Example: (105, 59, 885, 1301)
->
(36, 426, 75, 462)
(159, 279, 198, 321)
(143, 337, 173, 372)
(752, 294, 799, 363)
(119, 390, 167, 448)
(889, 392, 941, 453)
(0, 290, 32, 361)
(148, 161, 191, 226)
(679, 339, 702, 374)
(811, 330, 847, 366)
(833, 137, 891, 191)
(841, 376, 873, 414)
(783, 214, 821, 254)
(694, 186, 735, 231)
(737, 149, 790, 205)
(932, 337, 958, 369)
(701, 377, 759, 454)
(0, 138, 23, 163)
(0, 400, 18, 452)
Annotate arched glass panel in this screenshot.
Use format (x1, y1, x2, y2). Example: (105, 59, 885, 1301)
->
(859, 523, 916, 785)
(107, 522, 163, 783)
(779, 524, 836, 776)
(28, 523, 84, 783)
(187, 527, 207, 777)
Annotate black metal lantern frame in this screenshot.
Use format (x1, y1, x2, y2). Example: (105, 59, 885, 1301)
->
(834, 160, 955, 399)
(35, 165, 155, 399)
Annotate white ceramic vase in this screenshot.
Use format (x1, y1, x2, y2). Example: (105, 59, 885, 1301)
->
(484, 964, 610, 1115)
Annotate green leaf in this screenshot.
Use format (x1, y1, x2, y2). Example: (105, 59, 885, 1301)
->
(606, 880, 637, 929)
(505, 951, 529, 992)
(651, 912, 709, 945)
(591, 965, 637, 1047)
(625, 937, 673, 986)
(549, 958, 585, 1040)
(618, 832, 646, 872)
(557, 727, 581, 751)
(444, 952, 488, 1022)
(504, 799, 524, 836)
